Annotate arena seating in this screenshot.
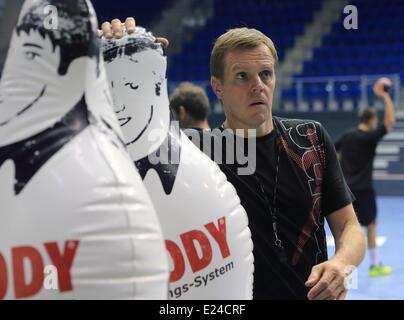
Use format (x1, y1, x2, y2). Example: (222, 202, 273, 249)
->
(93, 0, 174, 30)
(283, 0, 404, 106)
(168, 0, 323, 82)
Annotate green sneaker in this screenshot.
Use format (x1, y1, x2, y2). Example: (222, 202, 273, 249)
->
(368, 264, 393, 277)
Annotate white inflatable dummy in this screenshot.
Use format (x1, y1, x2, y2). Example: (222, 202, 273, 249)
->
(102, 28, 254, 299)
(0, 0, 169, 299)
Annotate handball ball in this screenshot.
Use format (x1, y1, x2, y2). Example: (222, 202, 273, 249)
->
(373, 77, 393, 95)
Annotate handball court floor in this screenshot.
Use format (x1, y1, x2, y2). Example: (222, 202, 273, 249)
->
(326, 196, 404, 300)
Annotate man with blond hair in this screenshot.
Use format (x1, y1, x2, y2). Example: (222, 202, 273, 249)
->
(100, 19, 366, 300)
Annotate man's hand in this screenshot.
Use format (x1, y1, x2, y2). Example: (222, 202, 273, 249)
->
(373, 77, 392, 99)
(98, 17, 169, 47)
(305, 258, 349, 300)
(311, 204, 365, 300)
(372, 77, 396, 130)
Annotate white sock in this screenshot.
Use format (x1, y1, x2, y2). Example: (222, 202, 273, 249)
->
(369, 248, 379, 267)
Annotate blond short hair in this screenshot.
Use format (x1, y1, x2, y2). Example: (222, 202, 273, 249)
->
(210, 27, 278, 80)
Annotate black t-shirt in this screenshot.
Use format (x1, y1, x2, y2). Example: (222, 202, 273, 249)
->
(186, 117, 353, 299)
(335, 125, 387, 191)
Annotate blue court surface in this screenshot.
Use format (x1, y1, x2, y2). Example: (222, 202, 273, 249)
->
(326, 196, 404, 300)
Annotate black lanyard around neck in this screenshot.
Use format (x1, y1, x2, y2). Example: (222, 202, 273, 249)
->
(253, 120, 288, 264)
(220, 120, 308, 297)
(221, 119, 287, 262)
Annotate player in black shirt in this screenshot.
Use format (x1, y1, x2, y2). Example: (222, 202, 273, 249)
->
(335, 80, 396, 277)
(204, 27, 365, 300)
(101, 20, 366, 300)
(191, 116, 359, 299)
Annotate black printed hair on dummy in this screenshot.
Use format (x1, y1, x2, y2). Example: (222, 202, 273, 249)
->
(102, 33, 167, 82)
(102, 35, 163, 63)
(16, 0, 99, 75)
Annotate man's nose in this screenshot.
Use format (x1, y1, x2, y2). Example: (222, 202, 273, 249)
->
(251, 75, 264, 93)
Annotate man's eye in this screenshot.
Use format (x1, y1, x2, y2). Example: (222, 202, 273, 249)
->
(125, 82, 139, 90)
(236, 73, 247, 80)
(260, 70, 272, 80)
(25, 51, 40, 60)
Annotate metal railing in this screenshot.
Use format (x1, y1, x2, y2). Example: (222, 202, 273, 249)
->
(168, 73, 403, 114)
(290, 73, 402, 110)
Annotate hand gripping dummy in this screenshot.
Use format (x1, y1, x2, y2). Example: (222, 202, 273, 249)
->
(102, 28, 254, 299)
(0, 0, 169, 299)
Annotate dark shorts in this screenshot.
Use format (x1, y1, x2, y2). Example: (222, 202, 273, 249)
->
(352, 189, 377, 226)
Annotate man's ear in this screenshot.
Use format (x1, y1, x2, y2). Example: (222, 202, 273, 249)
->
(211, 76, 223, 100)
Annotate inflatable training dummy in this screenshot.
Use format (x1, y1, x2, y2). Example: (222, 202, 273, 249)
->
(102, 28, 254, 299)
(0, 0, 168, 299)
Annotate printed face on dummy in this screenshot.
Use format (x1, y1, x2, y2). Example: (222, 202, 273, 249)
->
(107, 48, 169, 152)
(0, 1, 91, 142)
(0, 30, 62, 126)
